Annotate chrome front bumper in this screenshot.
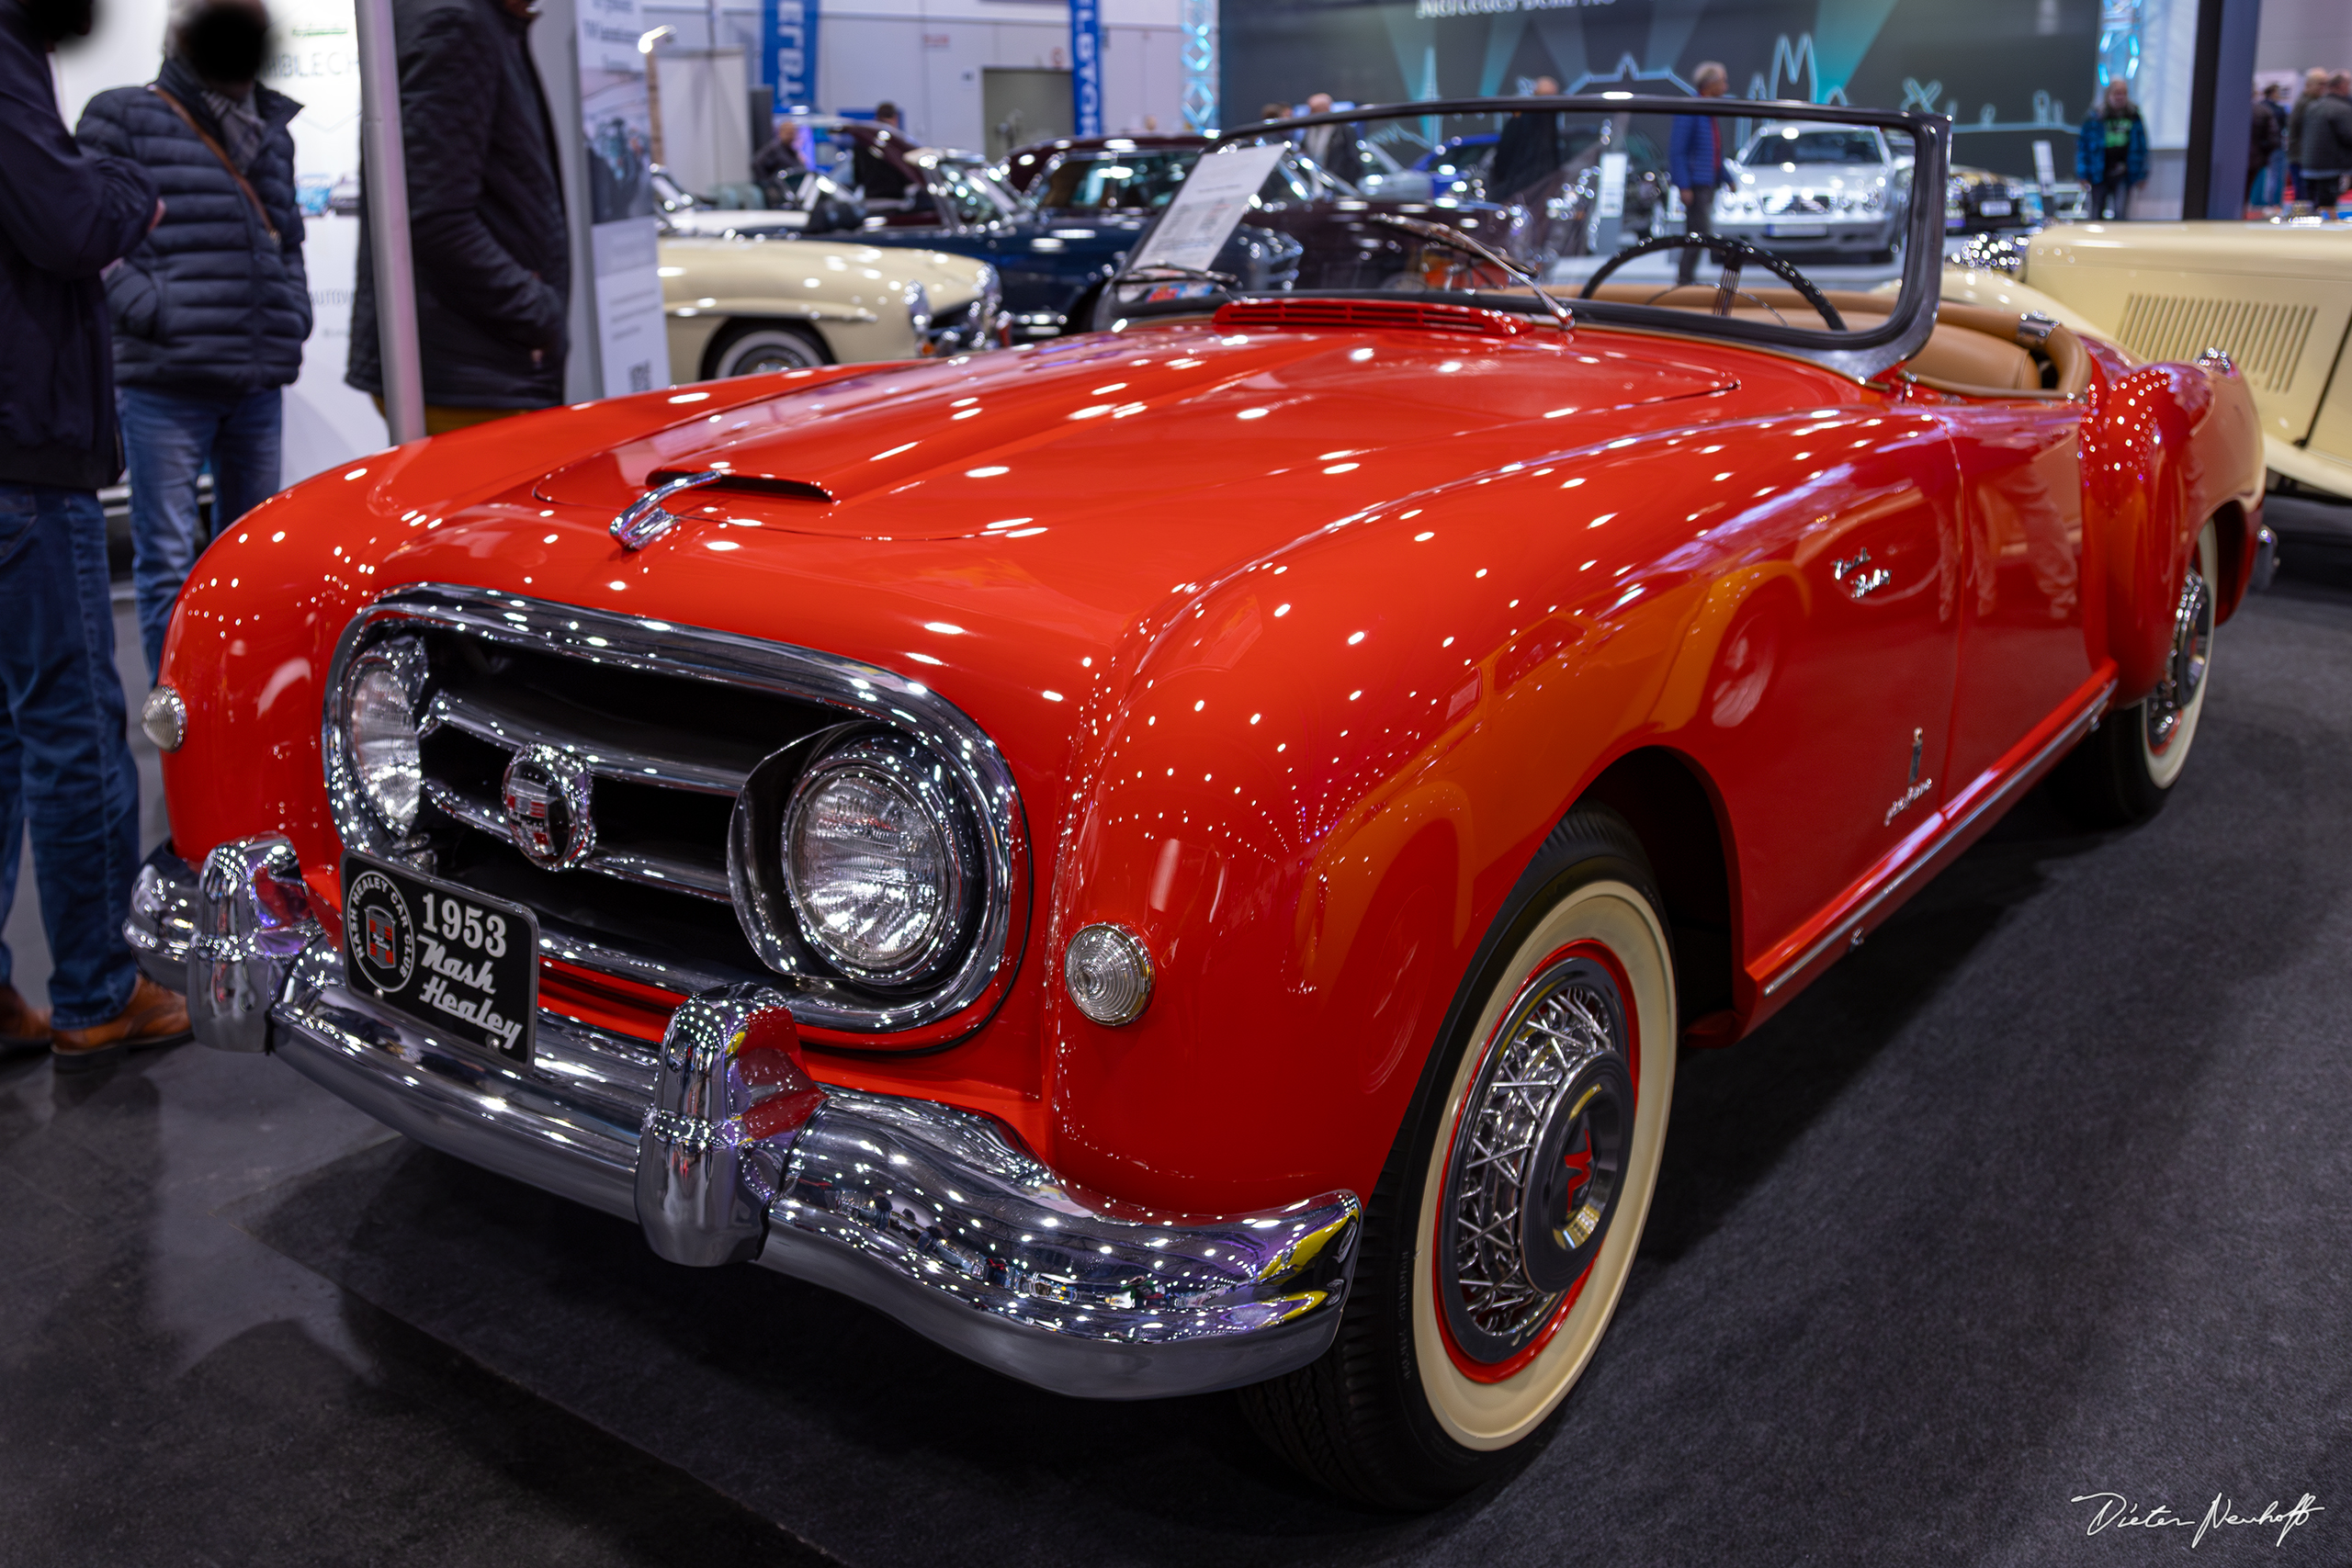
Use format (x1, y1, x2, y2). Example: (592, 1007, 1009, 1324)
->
(129, 839, 1359, 1399)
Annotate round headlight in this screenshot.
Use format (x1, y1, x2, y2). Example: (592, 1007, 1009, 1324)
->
(1065, 923, 1153, 1026)
(347, 641, 425, 832)
(783, 740, 967, 981)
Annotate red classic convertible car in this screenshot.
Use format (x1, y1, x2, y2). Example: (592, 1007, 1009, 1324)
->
(132, 98, 2265, 1508)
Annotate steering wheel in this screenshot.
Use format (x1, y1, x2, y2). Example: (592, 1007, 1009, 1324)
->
(1577, 234, 1847, 333)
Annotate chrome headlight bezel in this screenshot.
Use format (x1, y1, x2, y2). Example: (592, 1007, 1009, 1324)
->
(331, 634, 431, 843)
(778, 730, 978, 987)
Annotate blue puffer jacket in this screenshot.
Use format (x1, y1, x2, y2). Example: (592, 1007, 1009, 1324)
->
(75, 57, 310, 394)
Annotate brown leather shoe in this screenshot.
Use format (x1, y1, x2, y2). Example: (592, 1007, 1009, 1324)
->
(51, 976, 192, 1074)
(1, 984, 50, 1056)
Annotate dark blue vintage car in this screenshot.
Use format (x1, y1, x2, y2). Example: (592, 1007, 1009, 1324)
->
(659, 117, 1297, 341)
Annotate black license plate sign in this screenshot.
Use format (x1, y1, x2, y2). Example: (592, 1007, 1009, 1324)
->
(342, 854, 538, 1061)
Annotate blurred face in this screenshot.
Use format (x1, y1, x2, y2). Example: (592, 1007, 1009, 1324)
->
(2106, 80, 2131, 109)
(1532, 76, 1559, 96)
(1307, 94, 1333, 115)
(178, 0, 269, 87)
(2334, 73, 2351, 96)
(1696, 71, 1727, 98)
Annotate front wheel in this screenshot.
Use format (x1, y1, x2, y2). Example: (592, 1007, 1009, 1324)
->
(705, 321, 829, 379)
(1238, 807, 1676, 1509)
(2053, 520, 2218, 826)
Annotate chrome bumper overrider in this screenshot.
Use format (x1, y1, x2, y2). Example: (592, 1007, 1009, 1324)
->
(127, 839, 1359, 1399)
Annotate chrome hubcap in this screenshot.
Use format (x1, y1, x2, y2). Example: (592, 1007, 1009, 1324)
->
(2145, 564, 2212, 753)
(1439, 953, 1633, 1365)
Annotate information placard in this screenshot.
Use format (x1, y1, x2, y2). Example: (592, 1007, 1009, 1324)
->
(1125, 143, 1288, 276)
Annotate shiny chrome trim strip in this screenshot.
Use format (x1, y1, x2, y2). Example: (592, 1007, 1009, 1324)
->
(422, 779, 733, 901)
(1760, 676, 2115, 998)
(324, 584, 1030, 1035)
(424, 686, 752, 796)
(264, 958, 1357, 1399)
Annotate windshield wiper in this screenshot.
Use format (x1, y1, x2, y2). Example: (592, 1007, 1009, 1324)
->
(1369, 214, 1574, 338)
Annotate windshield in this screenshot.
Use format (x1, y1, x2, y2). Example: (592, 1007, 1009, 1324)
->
(1112, 96, 1942, 381)
(931, 157, 1025, 225)
(1737, 126, 1888, 166)
(1033, 146, 1351, 212)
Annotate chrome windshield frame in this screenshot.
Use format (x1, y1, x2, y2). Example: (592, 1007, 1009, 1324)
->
(1129, 95, 1948, 384)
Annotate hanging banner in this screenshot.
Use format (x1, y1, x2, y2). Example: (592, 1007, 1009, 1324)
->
(762, 0, 819, 111)
(578, 0, 671, 395)
(1070, 0, 1102, 137)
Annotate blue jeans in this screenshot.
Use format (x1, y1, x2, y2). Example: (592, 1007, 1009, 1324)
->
(0, 483, 141, 1027)
(119, 385, 282, 685)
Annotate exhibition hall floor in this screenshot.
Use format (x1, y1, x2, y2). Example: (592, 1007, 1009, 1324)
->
(6, 557, 2348, 1565)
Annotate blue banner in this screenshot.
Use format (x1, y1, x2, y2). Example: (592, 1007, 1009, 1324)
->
(762, 0, 819, 112)
(1070, 0, 1102, 136)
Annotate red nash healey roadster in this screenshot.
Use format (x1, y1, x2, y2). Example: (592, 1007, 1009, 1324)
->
(131, 97, 2264, 1506)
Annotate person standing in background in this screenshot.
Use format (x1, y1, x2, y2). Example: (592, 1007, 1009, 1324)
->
(2286, 67, 2327, 203)
(2076, 78, 2147, 220)
(1489, 76, 1565, 206)
(0, 0, 193, 1067)
(76, 0, 309, 686)
(1296, 93, 1365, 185)
(1669, 62, 1732, 286)
(2247, 85, 2281, 210)
(345, 0, 569, 436)
(853, 102, 912, 202)
(2298, 72, 2352, 213)
(2256, 82, 2290, 207)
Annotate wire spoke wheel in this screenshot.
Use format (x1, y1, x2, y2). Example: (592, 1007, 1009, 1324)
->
(1437, 954, 1634, 1368)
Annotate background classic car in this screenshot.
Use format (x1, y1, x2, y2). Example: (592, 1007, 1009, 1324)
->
(658, 235, 1001, 378)
(1984, 220, 2352, 502)
(1716, 120, 1909, 261)
(659, 117, 1299, 340)
(130, 98, 2261, 1510)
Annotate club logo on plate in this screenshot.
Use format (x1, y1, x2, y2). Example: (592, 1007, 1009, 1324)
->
(345, 868, 415, 992)
(501, 744, 595, 871)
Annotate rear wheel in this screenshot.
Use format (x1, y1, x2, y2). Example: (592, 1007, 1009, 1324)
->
(1239, 807, 1676, 1509)
(705, 321, 829, 379)
(2054, 521, 2218, 826)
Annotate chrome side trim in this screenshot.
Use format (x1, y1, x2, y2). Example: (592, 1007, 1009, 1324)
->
(262, 962, 1357, 1399)
(324, 585, 1031, 1035)
(1761, 678, 2115, 998)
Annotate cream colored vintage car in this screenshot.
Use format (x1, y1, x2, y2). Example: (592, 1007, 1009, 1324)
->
(660, 236, 1001, 380)
(1954, 222, 2352, 499)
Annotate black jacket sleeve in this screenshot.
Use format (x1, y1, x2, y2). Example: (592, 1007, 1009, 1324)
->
(399, 3, 563, 348)
(0, 26, 156, 278)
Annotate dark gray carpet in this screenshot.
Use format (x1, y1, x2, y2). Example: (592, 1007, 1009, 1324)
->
(4, 570, 2346, 1565)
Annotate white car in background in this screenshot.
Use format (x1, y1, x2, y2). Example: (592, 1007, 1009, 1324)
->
(660, 236, 1000, 378)
(1949, 220, 2352, 501)
(1713, 121, 1906, 262)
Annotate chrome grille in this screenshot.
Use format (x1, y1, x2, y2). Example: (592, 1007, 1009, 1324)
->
(322, 585, 1028, 1035)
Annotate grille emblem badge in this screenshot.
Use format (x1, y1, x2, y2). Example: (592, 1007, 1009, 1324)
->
(501, 745, 596, 870)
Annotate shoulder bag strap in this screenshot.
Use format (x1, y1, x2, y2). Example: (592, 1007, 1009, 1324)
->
(147, 85, 281, 246)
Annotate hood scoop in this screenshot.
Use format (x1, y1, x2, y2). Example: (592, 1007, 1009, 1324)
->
(645, 468, 833, 503)
(1213, 298, 1536, 338)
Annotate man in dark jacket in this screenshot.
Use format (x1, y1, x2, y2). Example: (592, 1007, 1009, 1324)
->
(1668, 62, 1731, 285)
(2075, 79, 2149, 220)
(2297, 72, 2352, 213)
(347, 0, 568, 432)
(0, 0, 194, 1066)
(1488, 76, 1564, 206)
(78, 0, 310, 683)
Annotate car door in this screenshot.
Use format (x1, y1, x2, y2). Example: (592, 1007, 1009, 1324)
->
(1937, 401, 2095, 791)
(1702, 410, 1967, 972)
